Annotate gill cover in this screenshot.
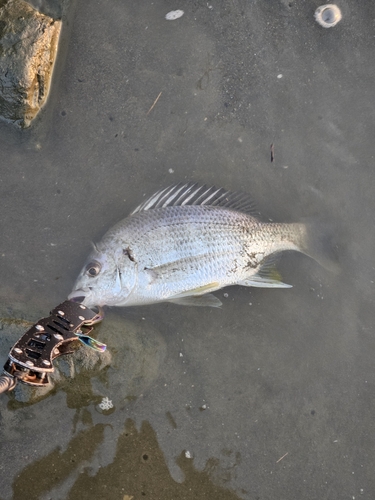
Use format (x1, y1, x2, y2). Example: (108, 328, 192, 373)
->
(108, 246, 138, 305)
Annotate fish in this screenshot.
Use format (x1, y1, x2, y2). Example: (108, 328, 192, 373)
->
(68, 182, 336, 309)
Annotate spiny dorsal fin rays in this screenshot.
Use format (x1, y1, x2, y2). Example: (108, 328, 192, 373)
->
(174, 183, 205, 205)
(130, 184, 186, 214)
(160, 183, 192, 207)
(193, 186, 225, 206)
(130, 182, 260, 217)
(196, 187, 225, 206)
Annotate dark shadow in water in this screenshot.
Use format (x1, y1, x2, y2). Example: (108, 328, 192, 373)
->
(12, 424, 106, 500)
(12, 418, 243, 500)
(67, 419, 242, 500)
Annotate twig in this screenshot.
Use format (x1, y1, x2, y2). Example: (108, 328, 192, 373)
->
(147, 92, 162, 115)
(276, 452, 288, 463)
(270, 143, 275, 162)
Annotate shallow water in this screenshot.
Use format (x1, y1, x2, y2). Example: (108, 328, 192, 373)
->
(1, 1, 375, 499)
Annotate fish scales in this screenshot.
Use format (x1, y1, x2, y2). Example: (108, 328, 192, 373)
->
(68, 183, 322, 309)
(103, 206, 295, 274)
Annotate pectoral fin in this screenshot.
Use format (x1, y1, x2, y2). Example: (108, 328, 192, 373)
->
(168, 282, 221, 299)
(168, 294, 222, 308)
(166, 282, 222, 307)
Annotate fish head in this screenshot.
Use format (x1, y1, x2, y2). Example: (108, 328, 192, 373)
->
(68, 244, 137, 308)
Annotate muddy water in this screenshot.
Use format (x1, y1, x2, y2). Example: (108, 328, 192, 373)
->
(1, 1, 375, 499)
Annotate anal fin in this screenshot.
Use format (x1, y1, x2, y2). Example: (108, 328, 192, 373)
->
(239, 256, 292, 288)
(238, 276, 292, 288)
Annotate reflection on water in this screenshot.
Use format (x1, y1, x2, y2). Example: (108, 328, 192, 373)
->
(1, 0, 375, 499)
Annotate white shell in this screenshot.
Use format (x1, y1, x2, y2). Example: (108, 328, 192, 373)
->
(165, 10, 184, 21)
(314, 4, 342, 28)
(99, 397, 114, 410)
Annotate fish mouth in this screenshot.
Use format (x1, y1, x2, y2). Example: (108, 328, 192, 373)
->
(68, 289, 89, 304)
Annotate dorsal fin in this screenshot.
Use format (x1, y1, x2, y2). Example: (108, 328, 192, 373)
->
(130, 182, 259, 216)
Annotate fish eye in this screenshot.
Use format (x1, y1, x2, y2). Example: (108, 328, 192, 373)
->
(85, 261, 101, 277)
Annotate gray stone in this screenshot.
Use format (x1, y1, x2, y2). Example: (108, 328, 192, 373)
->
(0, 0, 61, 127)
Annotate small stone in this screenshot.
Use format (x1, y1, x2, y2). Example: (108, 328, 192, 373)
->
(165, 10, 184, 21)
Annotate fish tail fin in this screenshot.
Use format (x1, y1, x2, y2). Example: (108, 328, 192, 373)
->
(297, 220, 340, 273)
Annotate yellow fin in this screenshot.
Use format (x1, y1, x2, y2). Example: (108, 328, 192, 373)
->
(169, 282, 221, 299)
(168, 294, 222, 308)
(239, 256, 292, 288)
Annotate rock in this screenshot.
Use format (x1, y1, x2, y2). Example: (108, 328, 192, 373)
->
(0, 0, 61, 127)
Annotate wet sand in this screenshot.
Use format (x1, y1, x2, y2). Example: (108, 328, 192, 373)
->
(1, 1, 375, 499)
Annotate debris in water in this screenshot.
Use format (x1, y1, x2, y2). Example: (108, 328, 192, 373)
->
(276, 452, 289, 463)
(147, 91, 162, 115)
(270, 143, 275, 162)
(314, 4, 342, 28)
(165, 10, 184, 21)
(98, 396, 114, 410)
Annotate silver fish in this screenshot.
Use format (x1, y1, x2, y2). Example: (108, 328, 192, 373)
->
(68, 183, 333, 308)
